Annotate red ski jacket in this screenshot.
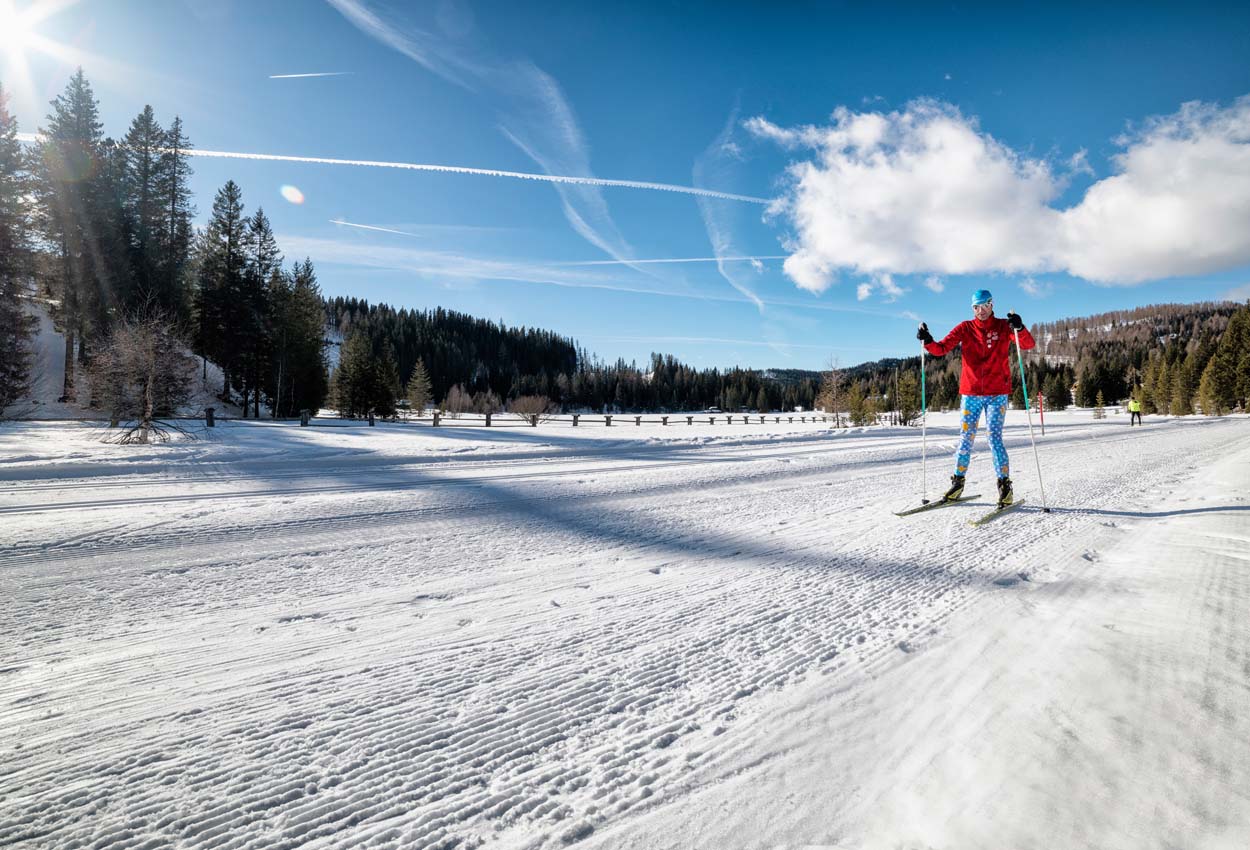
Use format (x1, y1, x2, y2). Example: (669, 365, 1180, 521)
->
(924, 315, 1035, 396)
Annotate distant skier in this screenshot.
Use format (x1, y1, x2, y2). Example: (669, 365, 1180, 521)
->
(1128, 397, 1142, 426)
(917, 289, 1035, 508)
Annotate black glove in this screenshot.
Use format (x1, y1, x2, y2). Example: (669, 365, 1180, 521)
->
(1007, 311, 1024, 331)
(916, 322, 934, 344)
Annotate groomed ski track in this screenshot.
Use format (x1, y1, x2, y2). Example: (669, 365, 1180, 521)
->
(2, 414, 1248, 849)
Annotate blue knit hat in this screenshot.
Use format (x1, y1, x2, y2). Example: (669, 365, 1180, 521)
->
(971, 288, 993, 306)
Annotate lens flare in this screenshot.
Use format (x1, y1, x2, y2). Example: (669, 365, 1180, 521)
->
(280, 184, 305, 204)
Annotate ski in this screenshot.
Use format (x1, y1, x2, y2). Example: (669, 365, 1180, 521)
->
(894, 494, 982, 517)
(969, 499, 1027, 526)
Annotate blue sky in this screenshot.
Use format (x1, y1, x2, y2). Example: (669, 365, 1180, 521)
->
(4, 0, 1250, 369)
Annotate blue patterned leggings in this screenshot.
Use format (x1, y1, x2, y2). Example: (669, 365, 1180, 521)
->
(955, 395, 1010, 479)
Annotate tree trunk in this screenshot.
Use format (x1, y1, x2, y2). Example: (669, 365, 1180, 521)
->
(141, 361, 156, 444)
(61, 330, 76, 402)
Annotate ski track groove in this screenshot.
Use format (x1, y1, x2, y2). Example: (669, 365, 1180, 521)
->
(2, 418, 1246, 849)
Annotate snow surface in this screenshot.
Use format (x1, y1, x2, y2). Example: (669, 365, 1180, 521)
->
(2, 410, 1249, 849)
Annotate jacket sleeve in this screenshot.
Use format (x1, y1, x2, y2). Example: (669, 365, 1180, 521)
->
(1014, 326, 1036, 351)
(924, 323, 963, 357)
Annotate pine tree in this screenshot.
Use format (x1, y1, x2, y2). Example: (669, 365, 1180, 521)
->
(333, 328, 369, 417)
(1152, 357, 1172, 414)
(0, 83, 36, 414)
(194, 180, 247, 399)
(155, 116, 194, 322)
(31, 68, 118, 400)
(373, 342, 400, 418)
(121, 105, 166, 309)
(1042, 372, 1070, 411)
(333, 328, 396, 417)
(237, 208, 279, 416)
(846, 381, 875, 426)
(266, 258, 326, 418)
(1196, 305, 1250, 414)
(1140, 354, 1159, 414)
(406, 358, 432, 414)
(897, 371, 920, 425)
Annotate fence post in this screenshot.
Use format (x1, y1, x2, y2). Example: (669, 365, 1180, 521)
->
(573, 414, 580, 427)
(368, 411, 375, 426)
(709, 417, 715, 425)
(433, 412, 441, 427)
(789, 416, 793, 423)
(531, 414, 538, 427)
(485, 412, 492, 427)
(205, 407, 215, 428)
(605, 415, 613, 426)
(662, 416, 668, 425)
(300, 409, 310, 426)
(635, 415, 642, 426)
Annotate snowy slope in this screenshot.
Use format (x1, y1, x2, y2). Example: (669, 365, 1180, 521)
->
(7, 300, 244, 420)
(1, 411, 1248, 849)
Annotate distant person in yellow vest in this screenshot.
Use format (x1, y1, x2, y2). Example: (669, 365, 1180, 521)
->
(1128, 397, 1142, 426)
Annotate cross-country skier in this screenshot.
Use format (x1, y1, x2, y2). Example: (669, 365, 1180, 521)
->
(917, 289, 1035, 508)
(1128, 396, 1143, 425)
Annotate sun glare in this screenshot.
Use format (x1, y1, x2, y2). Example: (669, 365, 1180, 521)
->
(0, 0, 87, 105)
(0, 5, 34, 55)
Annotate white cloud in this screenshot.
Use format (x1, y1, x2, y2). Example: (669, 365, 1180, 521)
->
(876, 272, 907, 301)
(694, 105, 766, 310)
(751, 95, 1250, 290)
(855, 273, 905, 302)
(1018, 276, 1053, 297)
(1221, 282, 1250, 302)
(923, 274, 944, 292)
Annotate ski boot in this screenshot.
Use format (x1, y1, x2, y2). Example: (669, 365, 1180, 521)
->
(996, 477, 1014, 509)
(942, 474, 966, 502)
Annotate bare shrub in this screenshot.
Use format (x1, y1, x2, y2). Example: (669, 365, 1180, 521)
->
(91, 313, 195, 444)
(473, 390, 502, 415)
(507, 394, 554, 423)
(442, 384, 472, 418)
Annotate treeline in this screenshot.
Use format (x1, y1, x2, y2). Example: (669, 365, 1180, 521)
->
(327, 298, 822, 413)
(0, 69, 328, 421)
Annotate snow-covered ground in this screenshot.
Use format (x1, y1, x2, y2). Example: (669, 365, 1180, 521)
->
(2, 410, 1248, 849)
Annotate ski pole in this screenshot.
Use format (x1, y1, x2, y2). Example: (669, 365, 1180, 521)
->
(920, 340, 928, 503)
(1012, 320, 1050, 512)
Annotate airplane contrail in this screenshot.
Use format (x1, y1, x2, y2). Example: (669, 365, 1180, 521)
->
(269, 72, 354, 78)
(330, 219, 422, 237)
(184, 146, 771, 204)
(14, 132, 770, 204)
(559, 255, 786, 266)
